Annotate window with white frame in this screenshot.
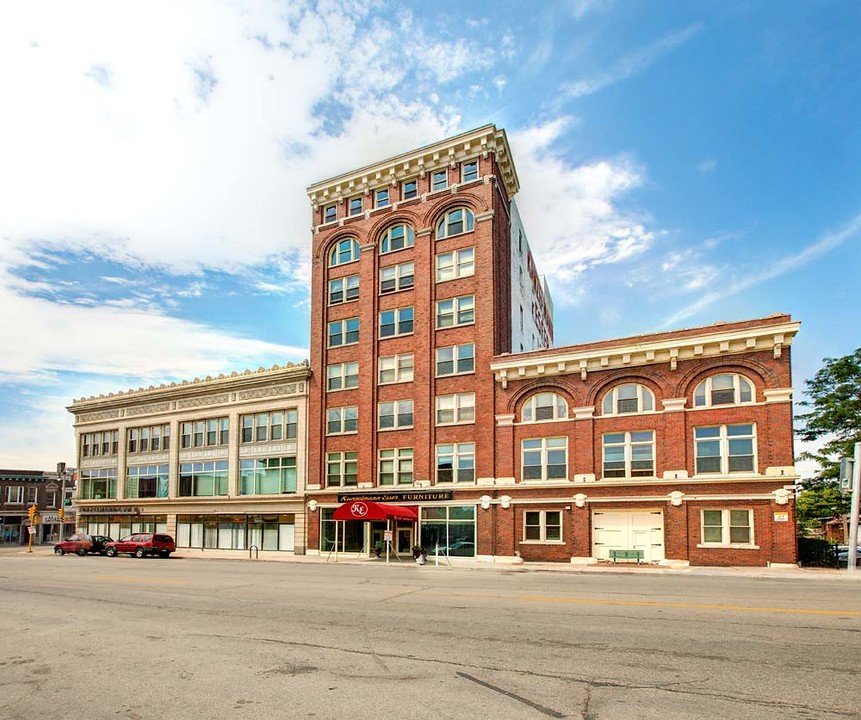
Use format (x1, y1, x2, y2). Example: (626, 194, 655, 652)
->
(323, 204, 337, 223)
(701, 509, 753, 545)
(435, 344, 474, 376)
(379, 353, 414, 384)
(239, 457, 297, 495)
(462, 160, 479, 182)
(25, 486, 37, 504)
(379, 447, 413, 485)
(240, 411, 297, 443)
(522, 393, 568, 422)
(522, 438, 567, 481)
(378, 400, 413, 430)
(6, 486, 24, 504)
(436, 208, 475, 239)
(601, 383, 655, 415)
(431, 169, 448, 192)
(127, 424, 170, 453)
(348, 196, 363, 216)
(181, 418, 229, 449)
(80, 430, 120, 458)
(379, 307, 413, 337)
(126, 464, 169, 499)
(436, 295, 474, 328)
(328, 274, 359, 304)
(380, 262, 414, 293)
(79, 468, 117, 500)
(436, 247, 474, 282)
(329, 238, 360, 266)
(402, 178, 418, 200)
(327, 406, 358, 435)
(436, 393, 476, 425)
(603, 431, 655, 478)
(695, 424, 756, 474)
(327, 451, 358, 487)
(436, 443, 475, 482)
(379, 224, 415, 254)
(328, 317, 359, 347)
(524, 510, 562, 542)
(375, 187, 389, 208)
(694, 373, 754, 407)
(179, 461, 228, 497)
(327, 362, 359, 391)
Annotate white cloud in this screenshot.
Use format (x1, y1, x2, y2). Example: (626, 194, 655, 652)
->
(563, 22, 704, 98)
(697, 158, 717, 174)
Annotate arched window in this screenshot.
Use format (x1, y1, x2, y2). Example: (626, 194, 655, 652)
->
(522, 393, 568, 422)
(329, 239, 360, 267)
(379, 224, 415, 254)
(694, 373, 754, 407)
(436, 208, 475, 239)
(602, 384, 655, 415)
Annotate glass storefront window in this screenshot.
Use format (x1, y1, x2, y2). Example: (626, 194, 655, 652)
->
(174, 514, 295, 551)
(321, 509, 365, 552)
(420, 505, 476, 557)
(239, 458, 297, 495)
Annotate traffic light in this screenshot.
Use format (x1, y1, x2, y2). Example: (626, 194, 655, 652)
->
(28, 504, 37, 523)
(58, 507, 65, 522)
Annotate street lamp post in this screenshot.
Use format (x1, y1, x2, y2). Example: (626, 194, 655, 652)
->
(57, 462, 68, 543)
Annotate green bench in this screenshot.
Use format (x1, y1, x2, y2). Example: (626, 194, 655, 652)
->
(609, 549, 644, 564)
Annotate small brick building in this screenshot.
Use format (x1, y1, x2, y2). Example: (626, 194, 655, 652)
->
(302, 124, 799, 567)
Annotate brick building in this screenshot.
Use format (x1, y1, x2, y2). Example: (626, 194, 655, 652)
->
(304, 124, 800, 566)
(1, 468, 73, 545)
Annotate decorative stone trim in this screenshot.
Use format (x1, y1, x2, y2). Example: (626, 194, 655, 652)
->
(495, 413, 515, 427)
(126, 402, 172, 417)
(764, 466, 798, 478)
(763, 388, 793, 403)
(79, 410, 120, 422)
(662, 470, 689, 480)
(573, 473, 596, 483)
(236, 384, 300, 400)
(662, 398, 687, 412)
(177, 394, 230, 409)
(572, 406, 595, 420)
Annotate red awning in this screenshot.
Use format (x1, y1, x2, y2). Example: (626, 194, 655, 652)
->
(332, 500, 418, 522)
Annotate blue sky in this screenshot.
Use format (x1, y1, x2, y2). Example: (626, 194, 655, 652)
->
(0, 0, 858, 472)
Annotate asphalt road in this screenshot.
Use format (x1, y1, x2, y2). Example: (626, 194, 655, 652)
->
(1, 553, 859, 720)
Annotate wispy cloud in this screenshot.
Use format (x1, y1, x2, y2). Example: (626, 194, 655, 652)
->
(697, 158, 716, 175)
(661, 214, 861, 327)
(563, 22, 704, 98)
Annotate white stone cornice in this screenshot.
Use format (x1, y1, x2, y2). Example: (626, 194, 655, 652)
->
(763, 388, 793, 403)
(307, 125, 519, 206)
(572, 406, 595, 420)
(662, 398, 687, 412)
(491, 319, 800, 384)
(495, 414, 515, 427)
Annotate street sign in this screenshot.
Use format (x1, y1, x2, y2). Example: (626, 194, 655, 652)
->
(839, 457, 854, 494)
(27, 526, 36, 536)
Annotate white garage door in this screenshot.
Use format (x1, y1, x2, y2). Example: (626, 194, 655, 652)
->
(592, 510, 664, 562)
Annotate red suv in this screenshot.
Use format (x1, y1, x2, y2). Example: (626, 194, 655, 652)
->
(54, 533, 113, 556)
(105, 533, 175, 558)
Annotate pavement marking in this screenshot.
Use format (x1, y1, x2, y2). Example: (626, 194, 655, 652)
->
(427, 592, 861, 616)
(95, 575, 183, 584)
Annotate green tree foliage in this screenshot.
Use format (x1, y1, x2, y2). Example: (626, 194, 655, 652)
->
(795, 348, 860, 525)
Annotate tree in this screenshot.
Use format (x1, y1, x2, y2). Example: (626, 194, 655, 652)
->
(795, 348, 860, 526)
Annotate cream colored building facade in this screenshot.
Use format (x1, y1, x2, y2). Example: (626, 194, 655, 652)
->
(67, 363, 310, 556)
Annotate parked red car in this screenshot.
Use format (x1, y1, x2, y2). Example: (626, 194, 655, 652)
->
(105, 533, 175, 558)
(54, 534, 113, 556)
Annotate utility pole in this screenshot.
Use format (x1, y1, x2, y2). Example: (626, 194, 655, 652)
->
(57, 462, 68, 542)
(848, 442, 861, 573)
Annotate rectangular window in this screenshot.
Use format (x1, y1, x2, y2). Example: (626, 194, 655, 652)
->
(380, 262, 415, 294)
(328, 317, 359, 347)
(178, 461, 228, 497)
(349, 196, 363, 216)
(6, 486, 24, 504)
(435, 393, 476, 425)
(375, 188, 389, 208)
(80, 430, 119, 457)
(128, 425, 170, 454)
(402, 179, 418, 200)
(239, 457, 297, 495)
(378, 400, 414, 430)
(436, 295, 475, 328)
(602, 431, 655, 478)
(379, 448, 413, 485)
(323, 204, 337, 223)
(701, 509, 753, 545)
(126, 464, 169, 499)
(431, 169, 448, 192)
(379, 307, 414, 337)
(328, 275, 360, 304)
(522, 438, 568, 481)
(435, 344, 475, 376)
(327, 451, 358, 487)
(436, 443, 475, 483)
(378, 353, 414, 384)
(327, 362, 359, 391)
(695, 424, 756, 474)
(435, 247, 475, 283)
(79, 468, 118, 500)
(524, 510, 562, 542)
(327, 406, 358, 435)
(180, 417, 228, 449)
(240, 410, 297, 443)
(462, 160, 479, 182)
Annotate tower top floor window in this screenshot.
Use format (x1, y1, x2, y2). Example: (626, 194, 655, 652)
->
(436, 208, 475, 239)
(329, 238, 360, 266)
(694, 373, 754, 407)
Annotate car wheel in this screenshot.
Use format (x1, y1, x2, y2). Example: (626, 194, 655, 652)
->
(76, 547, 86, 557)
(106, 547, 117, 557)
(55, 547, 64, 555)
(134, 547, 146, 558)
(159, 550, 170, 558)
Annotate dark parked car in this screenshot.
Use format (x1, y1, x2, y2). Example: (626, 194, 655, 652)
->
(105, 533, 175, 558)
(54, 534, 113, 556)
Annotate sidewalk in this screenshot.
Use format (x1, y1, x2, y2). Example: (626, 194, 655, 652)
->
(7, 543, 861, 580)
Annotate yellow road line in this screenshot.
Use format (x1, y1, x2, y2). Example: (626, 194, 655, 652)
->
(426, 592, 861, 616)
